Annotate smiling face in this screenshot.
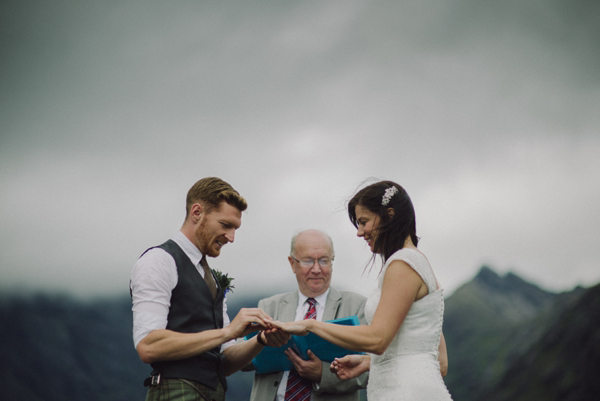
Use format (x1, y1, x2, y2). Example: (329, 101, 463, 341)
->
(289, 230, 333, 298)
(354, 204, 381, 253)
(194, 201, 242, 257)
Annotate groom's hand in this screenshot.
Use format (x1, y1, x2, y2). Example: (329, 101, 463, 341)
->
(262, 328, 291, 347)
(285, 349, 322, 382)
(227, 308, 273, 339)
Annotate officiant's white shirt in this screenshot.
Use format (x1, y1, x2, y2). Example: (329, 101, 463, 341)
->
(130, 230, 234, 350)
(276, 289, 330, 401)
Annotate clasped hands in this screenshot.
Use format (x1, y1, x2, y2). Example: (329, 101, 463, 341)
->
(257, 320, 312, 348)
(230, 310, 314, 346)
(229, 308, 311, 348)
(253, 319, 313, 347)
(226, 308, 289, 347)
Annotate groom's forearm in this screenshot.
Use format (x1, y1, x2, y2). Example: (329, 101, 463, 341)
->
(136, 328, 232, 364)
(222, 336, 264, 376)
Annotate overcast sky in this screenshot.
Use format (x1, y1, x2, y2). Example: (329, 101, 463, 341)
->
(1, 0, 599, 300)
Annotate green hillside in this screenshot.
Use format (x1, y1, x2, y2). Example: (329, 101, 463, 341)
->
(1, 268, 598, 401)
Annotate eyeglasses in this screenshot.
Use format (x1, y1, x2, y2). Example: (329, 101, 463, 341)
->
(290, 256, 333, 268)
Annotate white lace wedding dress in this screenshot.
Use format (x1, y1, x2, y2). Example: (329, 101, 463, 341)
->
(364, 248, 453, 400)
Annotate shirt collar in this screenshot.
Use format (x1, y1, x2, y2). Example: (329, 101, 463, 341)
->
(298, 288, 330, 308)
(172, 230, 204, 266)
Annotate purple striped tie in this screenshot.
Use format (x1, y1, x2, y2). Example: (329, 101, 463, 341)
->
(284, 298, 317, 401)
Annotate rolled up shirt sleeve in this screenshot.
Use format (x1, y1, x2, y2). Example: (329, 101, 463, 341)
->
(131, 248, 177, 348)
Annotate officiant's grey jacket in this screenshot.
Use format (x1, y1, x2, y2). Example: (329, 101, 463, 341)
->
(248, 287, 368, 401)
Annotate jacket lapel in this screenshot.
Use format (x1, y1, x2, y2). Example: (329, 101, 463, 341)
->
(322, 287, 341, 321)
(279, 292, 299, 321)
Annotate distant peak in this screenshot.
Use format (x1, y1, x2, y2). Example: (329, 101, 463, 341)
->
(474, 265, 502, 285)
(471, 265, 557, 303)
(477, 265, 496, 275)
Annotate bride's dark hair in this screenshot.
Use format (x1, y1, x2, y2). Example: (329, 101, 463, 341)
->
(348, 180, 419, 264)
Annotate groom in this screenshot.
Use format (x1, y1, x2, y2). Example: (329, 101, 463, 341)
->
(130, 177, 287, 401)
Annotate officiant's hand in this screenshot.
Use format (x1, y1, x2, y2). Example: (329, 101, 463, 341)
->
(285, 349, 322, 382)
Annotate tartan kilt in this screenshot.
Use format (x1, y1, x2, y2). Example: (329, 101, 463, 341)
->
(145, 378, 226, 401)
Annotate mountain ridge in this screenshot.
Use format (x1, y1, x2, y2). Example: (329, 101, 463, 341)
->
(1, 266, 597, 401)
(443, 266, 594, 400)
(477, 281, 600, 401)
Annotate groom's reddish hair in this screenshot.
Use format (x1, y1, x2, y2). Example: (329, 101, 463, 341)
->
(185, 177, 247, 217)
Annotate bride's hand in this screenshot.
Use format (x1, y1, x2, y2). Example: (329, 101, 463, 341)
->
(269, 320, 312, 335)
(330, 354, 370, 380)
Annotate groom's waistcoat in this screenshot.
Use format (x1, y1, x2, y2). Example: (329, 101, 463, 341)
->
(148, 239, 226, 390)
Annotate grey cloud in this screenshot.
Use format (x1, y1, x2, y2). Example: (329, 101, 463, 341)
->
(1, 0, 598, 297)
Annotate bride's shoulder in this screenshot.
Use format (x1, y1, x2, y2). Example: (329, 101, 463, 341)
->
(387, 247, 425, 263)
(383, 249, 415, 273)
(385, 248, 432, 277)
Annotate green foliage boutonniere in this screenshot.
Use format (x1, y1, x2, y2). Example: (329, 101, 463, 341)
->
(212, 269, 235, 295)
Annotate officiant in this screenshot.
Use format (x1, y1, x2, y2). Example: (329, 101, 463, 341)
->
(248, 229, 368, 401)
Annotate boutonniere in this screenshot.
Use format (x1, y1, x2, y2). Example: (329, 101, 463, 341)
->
(212, 269, 235, 295)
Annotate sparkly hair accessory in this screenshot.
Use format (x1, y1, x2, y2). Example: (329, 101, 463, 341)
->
(381, 186, 398, 206)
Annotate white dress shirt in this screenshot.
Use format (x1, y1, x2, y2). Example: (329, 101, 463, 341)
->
(130, 231, 234, 350)
(275, 289, 330, 401)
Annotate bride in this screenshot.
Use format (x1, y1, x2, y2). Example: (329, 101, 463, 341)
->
(274, 181, 453, 400)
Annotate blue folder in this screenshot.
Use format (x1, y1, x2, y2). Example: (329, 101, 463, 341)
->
(246, 315, 362, 374)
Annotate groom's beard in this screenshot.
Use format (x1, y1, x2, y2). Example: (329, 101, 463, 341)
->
(195, 219, 222, 258)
